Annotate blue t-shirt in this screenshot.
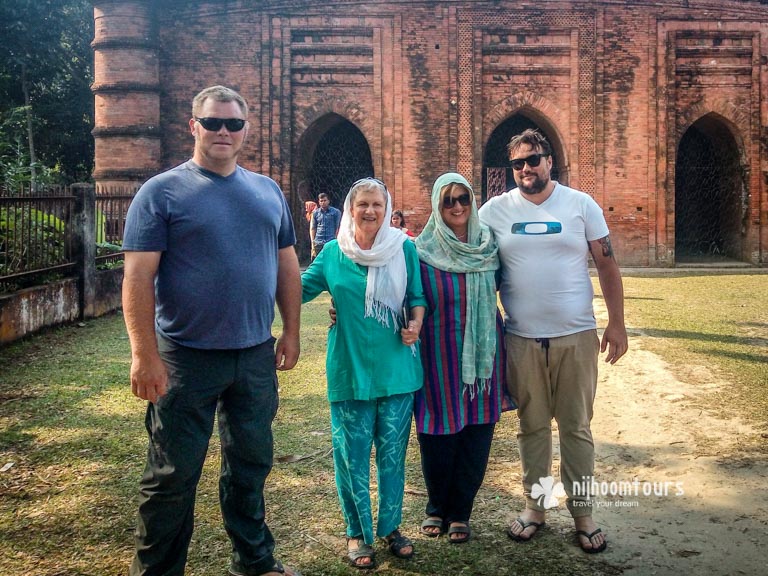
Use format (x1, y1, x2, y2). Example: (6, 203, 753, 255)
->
(123, 160, 296, 349)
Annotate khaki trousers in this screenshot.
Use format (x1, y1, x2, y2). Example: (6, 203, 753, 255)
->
(505, 330, 599, 518)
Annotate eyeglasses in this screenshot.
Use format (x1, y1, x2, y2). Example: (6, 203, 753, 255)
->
(510, 153, 549, 171)
(442, 193, 472, 208)
(194, 117, 246, 132)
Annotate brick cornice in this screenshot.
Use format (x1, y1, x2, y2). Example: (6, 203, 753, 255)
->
(91, 81, 160, 94)
(91, 126, 162, 137)
(92, 168, 156, 181)
(91, 38, 158, 50)
(92, 0, 152, 7)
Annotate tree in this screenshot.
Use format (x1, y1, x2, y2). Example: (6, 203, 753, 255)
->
(0, 0, 94, 187)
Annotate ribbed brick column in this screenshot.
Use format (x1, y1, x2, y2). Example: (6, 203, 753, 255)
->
(91, 0, 159, 191)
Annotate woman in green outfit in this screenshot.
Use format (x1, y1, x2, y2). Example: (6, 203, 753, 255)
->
(301, 177, 426, 569)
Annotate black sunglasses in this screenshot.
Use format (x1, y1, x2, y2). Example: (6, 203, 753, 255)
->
(194, 117, 246, 132)
(442, 193, 472, 208)
(510, 153, 549, 171)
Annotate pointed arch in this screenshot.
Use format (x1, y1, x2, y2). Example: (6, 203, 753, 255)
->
(676, 101, 749, 165)
(482, 96, 569, 202)
(674, 112, 748, 262)
(292, 111, 374, 262)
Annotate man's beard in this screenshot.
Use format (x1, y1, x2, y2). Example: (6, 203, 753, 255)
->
(518, 173, 549, 195)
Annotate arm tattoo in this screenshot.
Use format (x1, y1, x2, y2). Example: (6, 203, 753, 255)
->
(589, 235, 615, 260)
(598, 235, 614, 258)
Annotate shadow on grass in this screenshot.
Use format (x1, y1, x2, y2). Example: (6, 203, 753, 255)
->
(638, 327, 768, 348)
(11, 301, 767, 575)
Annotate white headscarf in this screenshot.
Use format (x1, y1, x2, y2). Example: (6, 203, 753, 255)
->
(336, 178, 409, 330)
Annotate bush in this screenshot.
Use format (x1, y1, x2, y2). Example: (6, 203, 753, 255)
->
(0, 206, 68, 291)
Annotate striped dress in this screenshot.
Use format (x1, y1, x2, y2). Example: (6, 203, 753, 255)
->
(413, 261, 513, 435)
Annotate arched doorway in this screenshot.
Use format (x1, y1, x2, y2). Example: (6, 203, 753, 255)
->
(483, 114, 562, 202)
(675, 115, 745, 263)
(302, 115, 374, 208)
(294, 114, 374, 262)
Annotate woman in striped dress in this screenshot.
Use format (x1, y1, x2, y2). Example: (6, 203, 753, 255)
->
(413, 172, 515, 543)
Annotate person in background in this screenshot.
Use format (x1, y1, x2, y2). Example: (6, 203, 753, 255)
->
(391, 209, 415, 237)
(298, 180, 317, 263)
(301, 177, 425, 569)
(301, 181, 317, 225)
(413, 172, 514, 544)
(310, 192, 342, 260)
(479, 128, 627, 554)
(122, 85, 302, 576)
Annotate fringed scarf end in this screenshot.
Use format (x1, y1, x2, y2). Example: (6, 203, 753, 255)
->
(463, 377, 491, 400)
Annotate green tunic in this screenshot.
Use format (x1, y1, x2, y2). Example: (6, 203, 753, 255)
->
(301, 239, 426, 402)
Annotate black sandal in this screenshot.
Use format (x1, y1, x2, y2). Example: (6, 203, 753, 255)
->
(447, 522, 471, 544)
(384, 529, 414, 559)
(420, 517, 445, 537)
(346, 536, 376, 569)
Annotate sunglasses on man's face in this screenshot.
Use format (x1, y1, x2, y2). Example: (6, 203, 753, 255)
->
(195, 117, 246, 132)
(442, 193, 472, 208)
(510, 153, 549, 171)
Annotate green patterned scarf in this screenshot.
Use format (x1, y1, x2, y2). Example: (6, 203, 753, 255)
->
(414, 173, 500, 395)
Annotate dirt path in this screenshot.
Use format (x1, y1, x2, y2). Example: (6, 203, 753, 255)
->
(549, 301, 768, 575)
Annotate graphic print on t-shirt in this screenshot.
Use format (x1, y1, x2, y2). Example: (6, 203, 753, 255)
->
(510, 221, 562, 235)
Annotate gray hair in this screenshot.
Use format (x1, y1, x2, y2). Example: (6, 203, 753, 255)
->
(348, 178, 388, 206)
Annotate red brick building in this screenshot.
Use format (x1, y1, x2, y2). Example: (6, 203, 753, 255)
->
(92, 0, 768, 266)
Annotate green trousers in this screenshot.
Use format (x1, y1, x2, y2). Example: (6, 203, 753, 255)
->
(329, 393, 414, 545)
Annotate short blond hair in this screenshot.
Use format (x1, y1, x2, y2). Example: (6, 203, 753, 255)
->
(192, 85, 248, 118)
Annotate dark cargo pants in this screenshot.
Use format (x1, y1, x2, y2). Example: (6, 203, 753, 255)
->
(130, 336, 279, 576)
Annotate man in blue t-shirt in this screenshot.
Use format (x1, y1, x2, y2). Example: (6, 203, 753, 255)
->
(122, 85, 302, 576)
(309, 192, 341, 259)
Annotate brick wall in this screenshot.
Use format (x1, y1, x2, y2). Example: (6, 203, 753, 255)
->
(92, 0, 768, 266)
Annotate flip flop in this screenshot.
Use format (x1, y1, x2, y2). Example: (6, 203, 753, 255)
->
(447, 522, 471, 544)
(576, 528, 607, 554)
(420, 517, 445, 537)
(506, 517, 546, 542)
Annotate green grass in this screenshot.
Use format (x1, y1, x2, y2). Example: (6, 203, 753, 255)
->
(608, 274, 768, 432)
(1, 275, 766, 575)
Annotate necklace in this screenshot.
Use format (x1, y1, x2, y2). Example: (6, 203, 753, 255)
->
(456, 232, 468, 241)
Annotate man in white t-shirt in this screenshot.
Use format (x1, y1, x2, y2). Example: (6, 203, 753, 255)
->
(479, 129, 627, 554)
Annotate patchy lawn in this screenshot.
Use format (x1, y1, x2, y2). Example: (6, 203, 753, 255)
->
(1, 274, 765, 575)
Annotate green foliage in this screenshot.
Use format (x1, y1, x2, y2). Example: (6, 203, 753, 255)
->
(96, 242, 124, 270)
(95, 208, 106, 244)
(0, 0, 94, 186)
(0, 206, 67, 290)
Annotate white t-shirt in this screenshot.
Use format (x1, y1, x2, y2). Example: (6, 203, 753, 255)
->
(478, 183, 609, 338)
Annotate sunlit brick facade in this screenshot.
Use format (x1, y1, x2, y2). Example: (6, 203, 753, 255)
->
(92, 0, 768, 266)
